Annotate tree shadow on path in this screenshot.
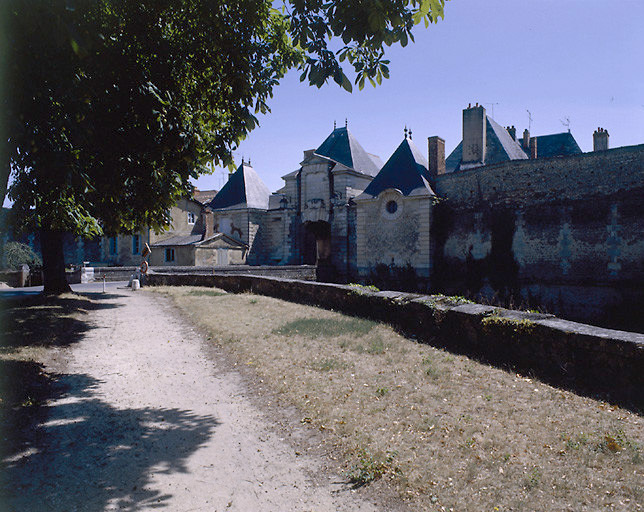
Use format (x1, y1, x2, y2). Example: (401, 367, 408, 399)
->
(0, 370, 219, 511)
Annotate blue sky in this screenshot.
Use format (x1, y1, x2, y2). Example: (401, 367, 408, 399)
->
(194, 0, 644, 194)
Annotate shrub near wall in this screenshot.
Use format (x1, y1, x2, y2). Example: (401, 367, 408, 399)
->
(148, 272, 644, 411)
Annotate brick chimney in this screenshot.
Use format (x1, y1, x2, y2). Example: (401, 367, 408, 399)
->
(506, 125, 517, 141)
(530, 137, 538, 159)
(428, 136, 445, 180)
(593, 127, 609, 151)
(202, 209, 214, 240)
(522, 129, 530, 152)
(462, 104, 486, 166)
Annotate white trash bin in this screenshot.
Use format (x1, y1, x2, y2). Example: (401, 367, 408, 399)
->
(132, 279, 140, 291)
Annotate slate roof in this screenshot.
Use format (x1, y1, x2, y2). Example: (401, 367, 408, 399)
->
(151, 234, 203, 247)
(445, 116, 528, 173)
(208, 162, 270, 210)
(314, 127, 382, 177)
(361, 137, 435, 198)
(192, 189, 218, 205)
(518, 132, 582, 159)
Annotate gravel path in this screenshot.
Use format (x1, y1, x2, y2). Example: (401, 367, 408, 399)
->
(4, 288, 381, 511)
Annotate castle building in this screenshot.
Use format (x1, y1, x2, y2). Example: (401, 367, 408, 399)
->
(199, 105, 644, 328)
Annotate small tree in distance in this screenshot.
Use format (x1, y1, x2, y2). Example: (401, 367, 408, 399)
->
(2, 0, 448, 294)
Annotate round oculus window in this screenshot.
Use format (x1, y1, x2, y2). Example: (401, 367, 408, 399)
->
(386, 200, 398, 214)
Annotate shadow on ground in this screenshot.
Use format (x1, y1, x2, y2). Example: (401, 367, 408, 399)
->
(0, 292, 124, 350)
(0, 370, 219, 511)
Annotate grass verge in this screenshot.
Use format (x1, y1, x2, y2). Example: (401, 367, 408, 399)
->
(154, 286, 643, 511)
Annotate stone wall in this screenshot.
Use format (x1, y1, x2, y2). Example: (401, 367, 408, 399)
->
(146, 272, 644, 411)
(83, 265, 316, 282)
(432, 144, 644, 330)
(356, 191, 432, 289)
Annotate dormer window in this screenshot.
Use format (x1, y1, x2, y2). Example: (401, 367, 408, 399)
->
(187, 212, 196, 224)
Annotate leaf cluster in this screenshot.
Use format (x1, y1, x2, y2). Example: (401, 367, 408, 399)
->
(2, 0, 447, 238)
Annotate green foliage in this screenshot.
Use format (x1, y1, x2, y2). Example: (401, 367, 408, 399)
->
(309, 358, 348, 372)
(3, 0, 448, 234)
(348, 283, 380, 294)
(2, 241, 42, 269)
(346, 448, 398, 486)
(186, 289, 227, 297)
(481, 315, 536, 337)
(273, 317, 374, 338)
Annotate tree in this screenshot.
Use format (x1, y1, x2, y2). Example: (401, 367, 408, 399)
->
(2, 0, 447, 294)
(2, 241, 43, 270)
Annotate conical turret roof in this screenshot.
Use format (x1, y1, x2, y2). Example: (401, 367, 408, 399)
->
(208, 161, 270, 210)
(314, 126, 382, 176)
(361, 137, 435, 198)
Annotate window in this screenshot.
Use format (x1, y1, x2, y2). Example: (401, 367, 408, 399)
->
(165, 248, 175, 262)
(187, 212, 196, 224)
(386, 200, 398, 214)
(132, 234, 140, 255)
(109, 236, 118, 255)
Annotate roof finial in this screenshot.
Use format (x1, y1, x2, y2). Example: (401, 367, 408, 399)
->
(404, 126, 408, 139)
(241, 156, 244, 165)
(248, 157, 251, 166)
(409, 128, 413, 140)
(345, 118, 348, 128)
(334, 120, 336, 129)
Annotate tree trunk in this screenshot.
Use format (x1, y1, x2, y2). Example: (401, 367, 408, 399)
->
(41, 228, 71, 294)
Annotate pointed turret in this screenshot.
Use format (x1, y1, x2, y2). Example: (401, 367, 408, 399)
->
(359, 137, 435, 198)
(208, 161, 270, 210)
(314, 126, 382, 176)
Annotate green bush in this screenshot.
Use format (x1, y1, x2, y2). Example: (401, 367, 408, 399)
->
(2, 241, 42, 270)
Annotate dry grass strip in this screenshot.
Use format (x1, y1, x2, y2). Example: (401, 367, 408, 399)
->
(155, 286, 643, 512)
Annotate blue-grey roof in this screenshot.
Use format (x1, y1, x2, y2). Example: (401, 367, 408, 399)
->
(152, 234, 203, 247)
(208, 162, 270, 210)
(314, 127, 382, 177)
(518, 132, 582, 159)
(362, 138, 435, 197)
(446, 116, 528, 173)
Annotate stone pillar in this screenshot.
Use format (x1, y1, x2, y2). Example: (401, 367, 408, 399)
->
(593, 127, 609, 151)
(428, 136, 445, 180)
(530, 137, 538, 159)
(506, 125, 517, 141)
(202, 209, 214, 239)
(462, 104, 486, 165)
(522, 129, 530, 152)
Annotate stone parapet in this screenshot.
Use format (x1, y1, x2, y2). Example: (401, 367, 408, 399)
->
(147, 272, 644, 412)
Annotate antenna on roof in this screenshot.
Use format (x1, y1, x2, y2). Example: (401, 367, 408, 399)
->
(526, 110, 533, 132)
(484, 102, 499, 118)
(560, 116, 571, 133)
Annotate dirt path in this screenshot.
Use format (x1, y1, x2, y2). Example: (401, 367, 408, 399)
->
(3, 288, 384, 511)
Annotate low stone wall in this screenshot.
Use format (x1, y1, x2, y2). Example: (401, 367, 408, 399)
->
(83, 265, 317, 283)
(0, 268, 28, 287)
(147, 272, 644, 411)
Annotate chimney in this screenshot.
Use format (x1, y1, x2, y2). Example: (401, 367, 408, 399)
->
(428, 136, 445, 180)
(522, 129, 530, 151)
(462, 104, 487, 165)
(506, 125, 516, 141)
(593, 127, 609, 151)
(202, 209, 214, 240)
(530, 137, 538, 159)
